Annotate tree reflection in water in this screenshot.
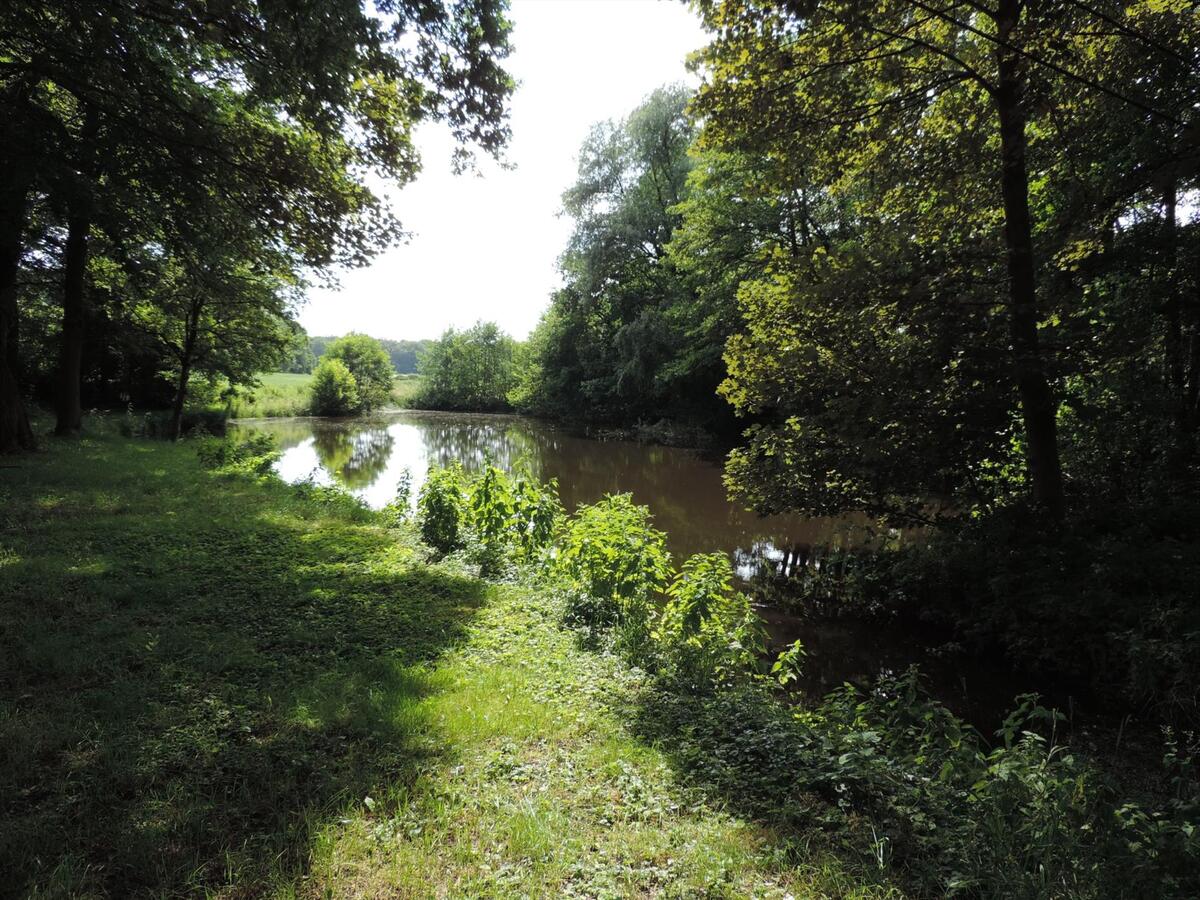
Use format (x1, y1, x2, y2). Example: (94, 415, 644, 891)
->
(311, 423, 396, 490)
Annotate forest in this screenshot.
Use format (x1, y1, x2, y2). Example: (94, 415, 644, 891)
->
(3, 1, 1200, 897)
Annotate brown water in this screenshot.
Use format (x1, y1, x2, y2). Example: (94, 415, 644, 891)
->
(232, 412, 1027, 721)
(234, 411, 895, 568)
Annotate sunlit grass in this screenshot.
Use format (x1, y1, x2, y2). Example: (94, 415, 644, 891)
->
(0, 431, 898, 897)
(224, 372, 426, 418)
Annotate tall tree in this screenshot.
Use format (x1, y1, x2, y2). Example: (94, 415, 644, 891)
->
(519, 86, 708, 423)
(0, 0, 514, 450)
(693, 0, 1200, 519)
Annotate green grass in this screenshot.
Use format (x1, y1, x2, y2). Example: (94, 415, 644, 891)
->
(224, 372, 425, 419)
(0, 432, 892, 898)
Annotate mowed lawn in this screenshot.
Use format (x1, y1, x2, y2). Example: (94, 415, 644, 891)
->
(0, 434, 890, 899)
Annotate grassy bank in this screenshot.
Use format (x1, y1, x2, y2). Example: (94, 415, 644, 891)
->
(0, 432, 880, 897)
(3, 432, 1197, 898)
(223, 372, 424, 418)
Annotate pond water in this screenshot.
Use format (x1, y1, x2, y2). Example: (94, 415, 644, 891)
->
(232, 411, 1026, 722)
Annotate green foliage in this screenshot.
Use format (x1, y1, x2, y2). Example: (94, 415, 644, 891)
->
(312, 336, 432, 375)
(309, 357, 360, 416)
(468, 463, 516, 576)
(196, 433, 279, 476)
(688, 0, 1200, 519)
(654, 553, 764, 691)
(1, 0, 515, 447)
(417, 462, 469, 555)
(771, 639, 807, 688)
(382, 467, 414, 527)
(415, 462, 564, 576)
(510, 468, 564, 562)
(513, 86, 731, 431)
(280, 326, 316, 374)
(867, 499, 1200, 713)
(121, 408, 228, 440)
(556, 494, 671, 652)
(415, 321, 518, 412)
(224, 372, 314, 418)
(320, 333, 395, 411)
(637, 666, 1200, 899)
(6, 436, 1198, 897)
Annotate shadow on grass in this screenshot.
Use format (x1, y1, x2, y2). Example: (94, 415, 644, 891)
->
(0, 442, 485, 897)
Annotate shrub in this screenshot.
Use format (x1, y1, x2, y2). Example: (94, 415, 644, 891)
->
(654, 553, 764, 691)
(195, 434, 278, 475)
(556, 494, 670, 652)
(321, 333, 394, 411)
(309, 357, 360, 416)
(510, 468, 563, 562)
(870, 498, 1200, 716)
(417, 463, 468, 554)
(122, 409, 228, 439)
(468, 463, 516, 575)
(382, 468, 414, 527)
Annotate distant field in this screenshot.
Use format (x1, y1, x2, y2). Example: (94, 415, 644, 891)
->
(225, 372, 424, 418)
(390, 373, 423, 407)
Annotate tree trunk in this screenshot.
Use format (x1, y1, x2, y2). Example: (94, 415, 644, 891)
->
(55, 204, 90, 435)
(169, 358, 192, 441)
(993, 2, 1067, 519)
(1164, 181, 1182, 399)
(0, 166, 34, 453)
(169, 299, 201, 440)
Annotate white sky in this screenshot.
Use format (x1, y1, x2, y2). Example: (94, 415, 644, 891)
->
(299, 0, 708, 341)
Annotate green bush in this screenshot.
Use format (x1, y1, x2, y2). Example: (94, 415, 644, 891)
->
(309, 357, 360, 416)
(556, 494, 671, 652)
(195, 434, 278, 475)
(121, 408, 228, 439)
(510, 469, 563, 562)
(866, 498, 1200, 715)
(417, 463, 468, 554)
(654, 553, 764, 691)
(468, 463, 516, 575)
(321, 333, 395, 411)
(382, 468, 414, 527)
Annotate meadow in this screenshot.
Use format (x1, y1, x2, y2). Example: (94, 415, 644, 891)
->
(223, 372, 425, 419)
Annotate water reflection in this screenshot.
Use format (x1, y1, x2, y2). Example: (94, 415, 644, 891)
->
(311, 424, 395, 489)
(234, 411, 880, 565)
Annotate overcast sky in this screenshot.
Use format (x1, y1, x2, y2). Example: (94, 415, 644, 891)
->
(298, 0, 708, 342)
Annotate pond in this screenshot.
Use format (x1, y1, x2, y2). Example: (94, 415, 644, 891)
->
(232, 411, 1025, 723)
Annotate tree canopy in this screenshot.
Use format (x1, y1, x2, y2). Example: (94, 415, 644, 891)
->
(320, 333, 395, 412)
(417, 321, 519, 412)
(1, 0, 514, 449)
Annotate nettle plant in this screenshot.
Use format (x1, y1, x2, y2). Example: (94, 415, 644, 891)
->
(556, 494, 671, 652)
(655, 552, 765, 691)
(468, 463, 516, 575)
(417, 462, 468, 553)
(417, 463, 564, 574)
(511, 469, 563, 563)
(196, 434, 278, 476)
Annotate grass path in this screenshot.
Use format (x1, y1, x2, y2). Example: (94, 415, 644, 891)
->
(0, 434, 891, 898)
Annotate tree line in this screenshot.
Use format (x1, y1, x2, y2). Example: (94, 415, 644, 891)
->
(0, 0, 512, 447)
(283, 333, 433, 376)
